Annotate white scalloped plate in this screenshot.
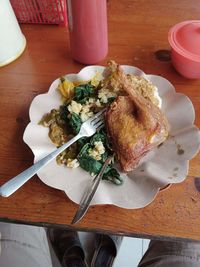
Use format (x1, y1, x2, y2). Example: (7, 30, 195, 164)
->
(23, 65, 200, 209)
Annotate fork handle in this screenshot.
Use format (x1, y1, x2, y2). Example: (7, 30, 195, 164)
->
(0, 133, 82, 197)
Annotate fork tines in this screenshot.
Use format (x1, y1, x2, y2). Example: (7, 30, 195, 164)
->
(90, 108, 106, 130)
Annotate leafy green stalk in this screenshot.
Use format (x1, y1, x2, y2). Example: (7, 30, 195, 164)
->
(69, 113, 82, 134)
(77, 143, 102, 174)
(103, 167, 123, 185)
(74, 83, 95, 104)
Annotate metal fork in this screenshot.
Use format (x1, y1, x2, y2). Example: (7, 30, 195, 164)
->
(0, 109, 106, 197)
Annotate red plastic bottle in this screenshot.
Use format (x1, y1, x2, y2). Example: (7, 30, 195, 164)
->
(67, 0, 108, 65)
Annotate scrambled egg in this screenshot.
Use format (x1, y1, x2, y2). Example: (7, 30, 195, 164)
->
(88, 141, 105, 161)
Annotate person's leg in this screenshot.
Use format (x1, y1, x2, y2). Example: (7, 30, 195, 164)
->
(47, 228, 89, 267)
(0, 222, 59, 267)
(138, 240, 200, 267)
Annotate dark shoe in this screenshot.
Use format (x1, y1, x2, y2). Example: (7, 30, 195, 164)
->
(47, 228, 88, 267)
(91, 234, 123, 267)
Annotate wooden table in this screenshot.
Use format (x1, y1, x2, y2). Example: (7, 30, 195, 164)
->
(0, 0, 200, 241)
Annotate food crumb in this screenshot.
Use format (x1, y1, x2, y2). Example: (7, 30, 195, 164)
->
(98, 88, 117, 103)
(177, 144, 184, 155)
(66, 158, 80, 168)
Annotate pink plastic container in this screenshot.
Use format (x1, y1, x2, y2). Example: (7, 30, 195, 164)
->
(168, 20, 200, 79)
(67, 0, 108, 65)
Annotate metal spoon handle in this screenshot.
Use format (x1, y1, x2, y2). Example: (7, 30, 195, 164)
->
(71, 156, 113, 224)
(0, 134, 81, 197)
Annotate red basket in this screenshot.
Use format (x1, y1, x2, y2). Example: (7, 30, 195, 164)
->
(10, 0, 68, 26)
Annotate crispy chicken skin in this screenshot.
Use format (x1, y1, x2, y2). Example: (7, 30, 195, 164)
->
(105, 63, 169, 172)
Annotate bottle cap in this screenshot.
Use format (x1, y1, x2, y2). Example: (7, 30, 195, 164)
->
(168, 20, 200, 62)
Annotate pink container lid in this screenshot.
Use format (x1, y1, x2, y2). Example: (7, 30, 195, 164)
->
(168, 20, 200, 62)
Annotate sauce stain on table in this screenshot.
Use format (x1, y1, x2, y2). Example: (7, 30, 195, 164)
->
(155, 50, 171, 61)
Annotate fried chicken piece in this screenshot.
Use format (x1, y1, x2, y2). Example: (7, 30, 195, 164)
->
(100, 60, 126, 94)
(105, 64, 169, 172)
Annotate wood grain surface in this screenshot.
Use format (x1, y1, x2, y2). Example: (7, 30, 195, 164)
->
(0, 0, 200, 241)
